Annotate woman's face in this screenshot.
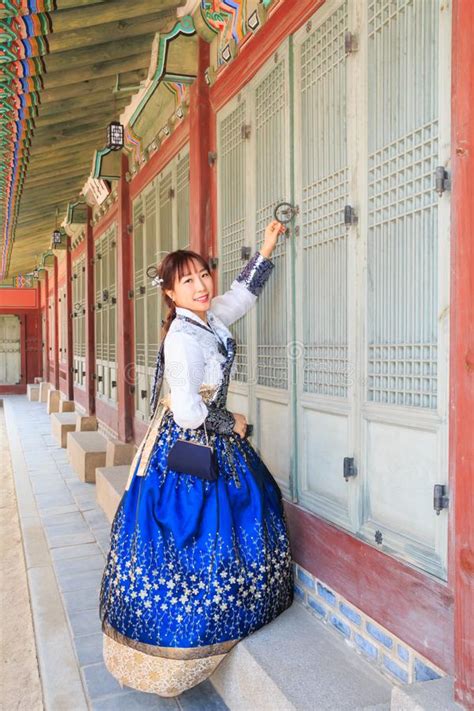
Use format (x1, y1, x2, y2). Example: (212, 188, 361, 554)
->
(166, 259, 214, 318)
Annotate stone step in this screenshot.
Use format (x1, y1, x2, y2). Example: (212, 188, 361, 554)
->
(76, 415, 97, 432)
(39, 381, 52, 402)
(51, 412, 78, 448)
(46, 389, 61, 414)
(211, 602, 393, 711)
(27, 384, 40, 402)
(66, 431, 107, 483)
(391, 677, 462, 710)
(105, 438, 136, 467)
(59, 400, 75, 413)
(96, 465, 130, 523)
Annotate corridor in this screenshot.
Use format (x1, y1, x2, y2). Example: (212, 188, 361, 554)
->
(2, 395, 227, 710)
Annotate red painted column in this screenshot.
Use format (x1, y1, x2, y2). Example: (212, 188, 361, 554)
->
(189, 38, 212, 258)
(451, 0, 474, 706)
(85, 207, 96, 415)
(117, 153, 134, 442)
(19, 315, 26, 386)
(37, 282, 42, 378)
(52, 256, 60, 389)
(44, 270, 50, 383)
(65, 236, 74, 400)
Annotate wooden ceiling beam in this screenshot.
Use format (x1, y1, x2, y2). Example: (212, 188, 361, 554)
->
(55, 0, 106, 9)
(28, 128, 104, 152)
(22, 166, 90, 185)
(33, 121, 109, 142)
(16, 214, 74, 230)
(43, 34, 156, 74)
(40, 70, 146, 104)
(42, 52, 152, 90)
(36, 96, 129, 123)
(12, 0, 104, 14)
(21, 177, 86, 198)
(48, 11, 176, 54)
(51, 0, 184, 34)
(17, 192, 86, 216)
(23, 152, 94, 172)
(23, 165, 91, 187)
(22, 178, 90, 196)
(33, 111, 123, 140)
(23, 141, 100, 164)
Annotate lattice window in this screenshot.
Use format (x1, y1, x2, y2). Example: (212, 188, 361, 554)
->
(255, 59, 289, 390)
(218, 102, 249, 383)
(59, 288, 68, 363)
(145, 186, 159, 372)
(300, 1, 349, 398)
(94, 224, 118, 402)
(159, 172, 173, 339)
(177, 153, 190, 249)
(48, 295, 55, 360)
(367, 0, 439, 409)
(133, 147, 190, 421)
(72, 255, 86, 387)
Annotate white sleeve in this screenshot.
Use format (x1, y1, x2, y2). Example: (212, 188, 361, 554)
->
(209, 250, 275, 327)
(164, 331, 209, 429)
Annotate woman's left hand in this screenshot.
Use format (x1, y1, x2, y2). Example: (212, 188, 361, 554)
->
(260, 220, 286, 258)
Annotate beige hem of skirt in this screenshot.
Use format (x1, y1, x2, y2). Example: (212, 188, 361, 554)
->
(102, 626, 239, 697)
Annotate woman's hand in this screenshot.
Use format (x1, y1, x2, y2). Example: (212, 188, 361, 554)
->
(232, 412, 248, 438)
(259, 219, 286, 259)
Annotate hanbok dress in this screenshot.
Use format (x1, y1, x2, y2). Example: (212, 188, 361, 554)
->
(99, 250, 294, 697)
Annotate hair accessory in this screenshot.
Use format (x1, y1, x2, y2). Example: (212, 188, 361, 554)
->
(152, 275, 164, 287)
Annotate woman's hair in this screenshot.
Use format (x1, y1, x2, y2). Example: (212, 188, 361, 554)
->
(158, 249, 211, 340)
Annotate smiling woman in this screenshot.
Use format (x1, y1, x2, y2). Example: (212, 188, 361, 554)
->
(98, 221, 294, 697)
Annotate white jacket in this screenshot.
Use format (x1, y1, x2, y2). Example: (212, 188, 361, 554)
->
(163, 250, 274, 431)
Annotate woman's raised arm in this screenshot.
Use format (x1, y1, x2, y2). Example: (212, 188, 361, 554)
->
(209, 250, 275, 327)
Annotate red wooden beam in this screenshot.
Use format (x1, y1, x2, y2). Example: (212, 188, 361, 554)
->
(129, 119, 189, 200)
(93, 202, 118, 239)
(0, 288, 38, 309)
(451, 0, 474, 705)
(210, 0, 324, 112)
(284, 501, 454, 673)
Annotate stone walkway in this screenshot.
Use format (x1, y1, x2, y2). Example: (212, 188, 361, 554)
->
(4, 395, 228, 711)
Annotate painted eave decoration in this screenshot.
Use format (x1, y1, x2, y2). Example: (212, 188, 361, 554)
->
(1, 0, 279, 283)
(0, 0, 185, 283)
(120, 1, 281, 170)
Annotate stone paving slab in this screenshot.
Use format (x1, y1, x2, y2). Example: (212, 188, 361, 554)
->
(5, 396, 228, 711)
(51, 541, 103, 561)
(63, 585, 102, 615)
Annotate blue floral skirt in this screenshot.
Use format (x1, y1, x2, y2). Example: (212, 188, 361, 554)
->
(99, 410, 294, 696)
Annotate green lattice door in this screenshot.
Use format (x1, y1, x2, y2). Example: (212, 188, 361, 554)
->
(218, 0, 451, 580)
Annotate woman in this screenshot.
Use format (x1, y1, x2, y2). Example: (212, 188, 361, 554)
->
(99, 219, 294, 697)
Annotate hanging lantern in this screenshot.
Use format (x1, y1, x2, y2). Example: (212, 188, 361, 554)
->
(106, 121, 124, 151)
(52, 229, 62, 245)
